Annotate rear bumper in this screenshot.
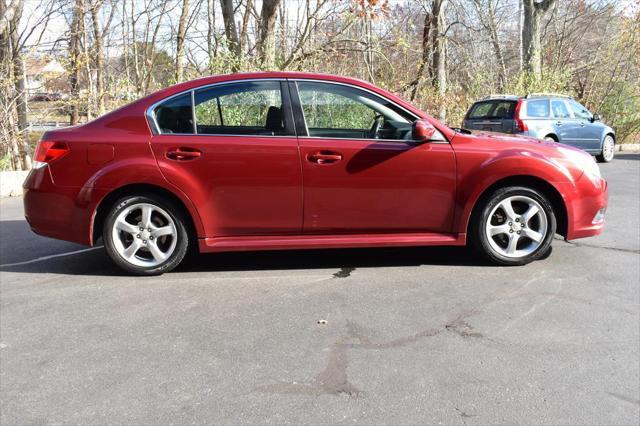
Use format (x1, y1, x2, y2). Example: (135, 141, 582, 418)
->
(23, 167, 103, 246)
(564, 174, 608, 240)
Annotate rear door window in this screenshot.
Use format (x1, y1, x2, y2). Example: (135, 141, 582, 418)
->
(526, 99, 550, 118)
(194, 81, 293, 136)
(551, 100, 571, 118)
(468, 101, 516, 119)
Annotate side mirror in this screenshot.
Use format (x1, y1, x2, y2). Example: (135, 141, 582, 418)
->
(412, 119, 437, 142)
(592, 113, 601, 122)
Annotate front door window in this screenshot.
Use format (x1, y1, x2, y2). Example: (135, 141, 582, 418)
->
(296, 81, 420, 140)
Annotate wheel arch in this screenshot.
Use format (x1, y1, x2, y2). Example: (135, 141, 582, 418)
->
(466, 175, 568, 239)
(91, 183, 201, 247)
(543, 133, 558, 142)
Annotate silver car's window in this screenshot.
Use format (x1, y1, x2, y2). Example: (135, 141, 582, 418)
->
(568, 99, 592, 120)
(551, 100, 571, 119)
(526, 99, 550, 118)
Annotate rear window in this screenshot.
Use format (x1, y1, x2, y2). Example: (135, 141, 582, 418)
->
(526, 99, 550, 118)
(467, 101, 516, 119)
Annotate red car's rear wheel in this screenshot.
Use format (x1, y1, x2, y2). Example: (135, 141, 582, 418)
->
(103, 194, 190, 275)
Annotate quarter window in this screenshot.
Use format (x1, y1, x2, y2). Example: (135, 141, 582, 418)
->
(296, 81, 415, 140)
(526, 99, 550, 118)
(154, 93, 194, 134)
(194, 81, 291, 136)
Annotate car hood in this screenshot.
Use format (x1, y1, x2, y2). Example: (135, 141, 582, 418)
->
(468, 130, 549, 145)
(455, 129, 599, 182)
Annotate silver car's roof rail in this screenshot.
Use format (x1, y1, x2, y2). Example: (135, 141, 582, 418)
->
(526, 92, 572, 99)
(481, 94, 520, 100)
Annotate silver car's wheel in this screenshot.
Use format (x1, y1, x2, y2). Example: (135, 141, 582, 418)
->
(485, 196, 548, 258)
(111, 203, 178, 267)
(597, 135, 615, 163)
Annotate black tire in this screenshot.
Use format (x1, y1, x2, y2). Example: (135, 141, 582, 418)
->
(103, 194, 190, 275)
(472, 186, 557, 266)
(596, 135, 615, 163)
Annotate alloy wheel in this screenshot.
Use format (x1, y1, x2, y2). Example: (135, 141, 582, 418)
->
(603, 136, 615, 162)
(111, 203, 178, 267)
(485, 195, 548, 258)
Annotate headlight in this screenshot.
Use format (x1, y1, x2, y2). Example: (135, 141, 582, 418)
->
(556, 146, 601, 180)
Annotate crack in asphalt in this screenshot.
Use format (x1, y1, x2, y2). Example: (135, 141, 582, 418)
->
(564, 240, 640, 254)
(258, 312, 481, 397)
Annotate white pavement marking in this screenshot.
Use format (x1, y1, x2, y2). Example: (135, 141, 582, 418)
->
(0, 246, 103, 268)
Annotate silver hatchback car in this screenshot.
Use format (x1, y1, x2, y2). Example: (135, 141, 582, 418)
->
(462, 94, 616, 162)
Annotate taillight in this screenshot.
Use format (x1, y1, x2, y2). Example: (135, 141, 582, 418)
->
(33, 140, 69, 167)
(514, 100, 528, 132)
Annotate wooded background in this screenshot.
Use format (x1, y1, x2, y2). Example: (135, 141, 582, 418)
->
(1, 0, 638, 170)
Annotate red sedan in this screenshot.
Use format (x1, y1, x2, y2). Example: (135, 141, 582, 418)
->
(23, 72, 608, 275)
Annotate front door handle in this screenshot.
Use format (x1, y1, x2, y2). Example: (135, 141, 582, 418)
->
(166, 147, 202, 161)
(555, 121, 563, 126)
(307, 151, 343, 165)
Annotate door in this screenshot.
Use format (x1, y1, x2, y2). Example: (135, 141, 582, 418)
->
(291, 80, 456, 234)
(150, 80, 303, 237)
(565, 99, 601, 151)
(550, 99, 572, 143)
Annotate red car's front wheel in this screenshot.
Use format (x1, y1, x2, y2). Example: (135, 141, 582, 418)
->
(473, 186, 557, 266)
(103, 194, 190, 275)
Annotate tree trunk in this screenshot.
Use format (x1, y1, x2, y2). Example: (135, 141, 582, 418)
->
(257, 0, 280, 69)
(90, 1, 105, 115)
(69, 0, 84, 125)
(408, 10, 432, 101)
(206, 0, 216, 73)
(0, 0, 19, 35)
(239, 0, 252, 56)
(8, 0, 29, 169)
(175, 0, 190, 82)
(522, 0, 556, 76)
(220, 0, 240, 63)
(432, 0, 447, 121)
(473, 0, 507, 90)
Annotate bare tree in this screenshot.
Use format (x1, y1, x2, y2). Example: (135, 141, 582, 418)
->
(175, 0, 190, 82)
(256, 0, 281, 69)
(432, 0, 447, 120)
(68, 0, 85, 125)
(522, 0, 556, 75)
(473, 0, 507, 90)
(220, 0, 240, 61)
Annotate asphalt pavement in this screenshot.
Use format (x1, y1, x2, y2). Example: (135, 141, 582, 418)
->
(1, 154, 639, 424)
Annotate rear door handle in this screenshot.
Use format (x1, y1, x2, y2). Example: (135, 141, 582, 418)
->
(555, 121, 563, 126)
(166, 147, 202, 161)
(307, 151, 343, 165)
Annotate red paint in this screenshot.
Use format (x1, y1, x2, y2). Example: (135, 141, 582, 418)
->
(23, 72, 608, 254)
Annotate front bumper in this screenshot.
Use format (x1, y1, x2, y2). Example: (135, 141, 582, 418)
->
(564, 173, 608, 240)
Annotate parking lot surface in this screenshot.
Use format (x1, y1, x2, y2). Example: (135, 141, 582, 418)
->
(1, 154, 639, 425)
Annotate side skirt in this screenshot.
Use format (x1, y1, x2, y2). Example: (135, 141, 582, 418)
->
(198, 232, 466, 253)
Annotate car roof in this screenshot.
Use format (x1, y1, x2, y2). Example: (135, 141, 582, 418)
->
(476, 95, 521, 102)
